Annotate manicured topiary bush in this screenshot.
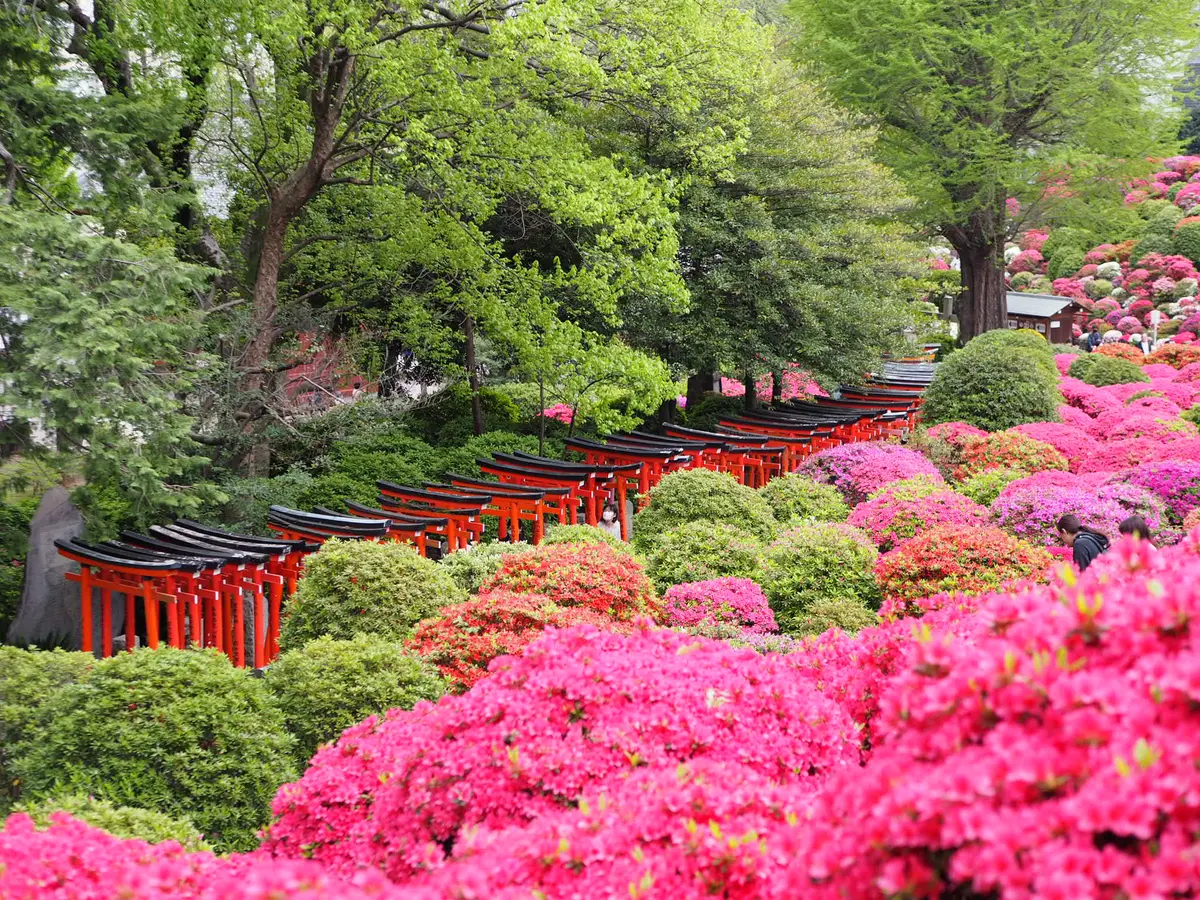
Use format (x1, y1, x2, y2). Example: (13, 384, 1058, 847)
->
(756, 473, 849, 524)
(956, 467, 1026, 506)
(265, 634, 445, 765)
(875, 526, 1052, 612)
(631, 469, 775, 552)
(848, 488, 991, 551)
(644, 520, 764, 592)
(406, 590, 633, 691)
(759, 523, 880, 630)
(14, 794, 210, 850)
(921, 337, 1061, 431)
(954, 431, 1069, 481)
(0, 648, 95, 814)
(785, 596, 879, 637)
(11, 648, 297, 852)
(542, 523, 630, 551)
(280, 539, 467, 650)
(991, 485, 1127, 547)
(1069, 354, 1150, 387)
(797, 443, 942, 505)
(481, 542, 658, 620)
(661, 578, 776, 633)
(437, 541, 534, 594)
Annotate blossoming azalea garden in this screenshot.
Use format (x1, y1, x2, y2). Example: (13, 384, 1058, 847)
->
(5, 0, 1200, 897)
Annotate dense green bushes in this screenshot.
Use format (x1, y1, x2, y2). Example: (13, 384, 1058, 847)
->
(542, 523, 630, 551)
(11, 648, 296, 851)
(438, 541, 535, 593)
(632, 469, 776, 552)
(280, 539, 466, 649)
(681, 393, 743, 432)
(1068, 355, 1151, 387)
(0, 498, 36, 636)
(15, 794, 210, 850)
(757, 474, 849, 524)
(922, 331, 1061, 431)
(786, 597, 879, 637)
(265, 635, 445, 765)
(644, 521, 764, 592)
(758, 523, 880, 632)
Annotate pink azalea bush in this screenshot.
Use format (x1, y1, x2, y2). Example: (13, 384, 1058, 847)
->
(991, 484, 1127, 546)
(662, 578, 777, 633)
(798, 443, 942, 505)
(847, 488, 990, 551)
(263, 623, 859, 882)
(538, 403, 574, 424)
(1008, 422, 1091, 471)
(1124, 460, 1200, 525)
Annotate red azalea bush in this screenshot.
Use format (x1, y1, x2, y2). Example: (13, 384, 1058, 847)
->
(798, 443, 942, 505)
(953, 431, 1068, 481)
(874, 526, 1052, 611)
(263, 624, 860, 883)
(662, 577, 777, 633)
(1096, 341, 1145, 362)
(1008, 422, 1091, 470)
(847, 488, 990, 552)
(480, 542, 659, 620)
(405, 590, 633, 690)
(775, 539, 1200, 899)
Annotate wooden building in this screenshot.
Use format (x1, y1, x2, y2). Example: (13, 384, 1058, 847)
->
(1006, 292, 1078, 341)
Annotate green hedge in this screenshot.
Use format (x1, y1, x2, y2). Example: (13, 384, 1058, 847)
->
(632, 469, 776, 553)
(16, 794, 210, 850)
(437, 541, 535, 594)
(265, 634, 445, 765)
(644, 520, 764, 592)
(757, 474, 849, 525)
(11, 648, 296, 852)
(1067, 355, 1150, 387)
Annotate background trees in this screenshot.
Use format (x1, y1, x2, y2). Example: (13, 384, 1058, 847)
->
(789, 0, 1195, 338)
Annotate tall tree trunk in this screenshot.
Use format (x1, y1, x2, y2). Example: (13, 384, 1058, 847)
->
(946, 206, 1008, 342)
(463, 314, 485, 437)
(742, 367, 758, 412)
(686, 368, 715, 411)
(771, 368, 783, 405)
(379, 339, 406, 399)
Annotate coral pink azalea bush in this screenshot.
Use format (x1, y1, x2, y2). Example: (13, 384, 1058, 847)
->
(662, 578, 776, 633)
(847, 488, 990, 552)
(262, 624, 859, 883)
(953, 431, 1068, 481)
(480, 542, 658, 620)
(874, 526, 1052, 612)
(798, 443, 942, 505)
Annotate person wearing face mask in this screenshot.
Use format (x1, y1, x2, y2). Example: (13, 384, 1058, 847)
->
(598, 501, 622, 539)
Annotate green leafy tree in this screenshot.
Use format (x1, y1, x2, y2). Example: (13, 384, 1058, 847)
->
(790, 0, 1193, 338)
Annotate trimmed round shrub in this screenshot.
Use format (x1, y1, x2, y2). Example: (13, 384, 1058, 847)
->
(1174, 219, 1200, 263)
(542, 523, 631, 552)
(438, 541, 534, 594)
(848, 488, 991, 551)
(875, 526, 1053, 611)
(631, 469, 775, 552)
(797, 443, 942, 505)
(954, 431, 1069, 481)
(756, 473, 849, 524)
(1071, 355, 1151, 387)
(786, 597, 879, 637)
(963, 329, 1056, 377)
(957, 467, 1026, 506)
(14, 794, 209, 850)
(0, 648, 95, 814)
(263, 625, 860, 883)
(645, 520, 764, 592)
(922, 340, 1061, 431)
(759, 523, 881, 631)
(280, 539, 468, 651)
(11, 648, 297, 852)
(481, 542, 658, 620)
(406, 590, 633, 691)
(991, 485, 1127, 546)
(662, 578, 776, 633)
(265, 634, 446, 765)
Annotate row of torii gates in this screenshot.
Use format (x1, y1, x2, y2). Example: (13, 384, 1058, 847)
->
(55, 362, 933, 669)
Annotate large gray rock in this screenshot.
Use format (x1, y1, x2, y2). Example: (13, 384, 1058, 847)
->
(6, 487, 92, 649)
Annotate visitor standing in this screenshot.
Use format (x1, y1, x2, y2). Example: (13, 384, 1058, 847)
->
(1056, 515, 1110, 571)
(1087, 324, 1102, 352)
(598, 501, 622, 540)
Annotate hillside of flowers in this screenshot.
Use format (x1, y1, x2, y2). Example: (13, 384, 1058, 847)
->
(4, 334, 1200, 898)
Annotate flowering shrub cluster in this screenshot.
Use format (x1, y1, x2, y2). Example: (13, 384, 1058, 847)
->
(954, 430, 1068, 481)
(874, 526, 1053, 612)
(759, 523, 880, 629)
(992, 483, 1127, 546)
(847, 487, 990, 551)
(662, 578, 776, 633)
(1124, 460, 1200, 524)
(798, 442, 942, 504)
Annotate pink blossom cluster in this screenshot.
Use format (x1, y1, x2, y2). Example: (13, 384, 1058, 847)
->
(798, 442, 942, 505)
(1124, 460, 1200, 524)
(991, 483, 1127, 546)
(1008, 421, 1091, 471)
(538, 403, 574, 423)
(719, 365, 827, 402)
(847, 487, 990, 551)
(662, 577, 777, 633)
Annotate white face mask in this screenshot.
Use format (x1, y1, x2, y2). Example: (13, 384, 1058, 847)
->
(602, 510, 616, 522)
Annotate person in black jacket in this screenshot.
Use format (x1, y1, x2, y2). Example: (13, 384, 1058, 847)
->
(1087, 325, 1103, 352)
(1056, 514, 1110, 571)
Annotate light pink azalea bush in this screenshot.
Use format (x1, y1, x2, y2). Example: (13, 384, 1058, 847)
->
(992, 484, 1127, 546)
(262, 623, 859, 882)
(798, 443, 942, 505)
(662, 578, 776, 633)
(847, 488, 990, 551)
